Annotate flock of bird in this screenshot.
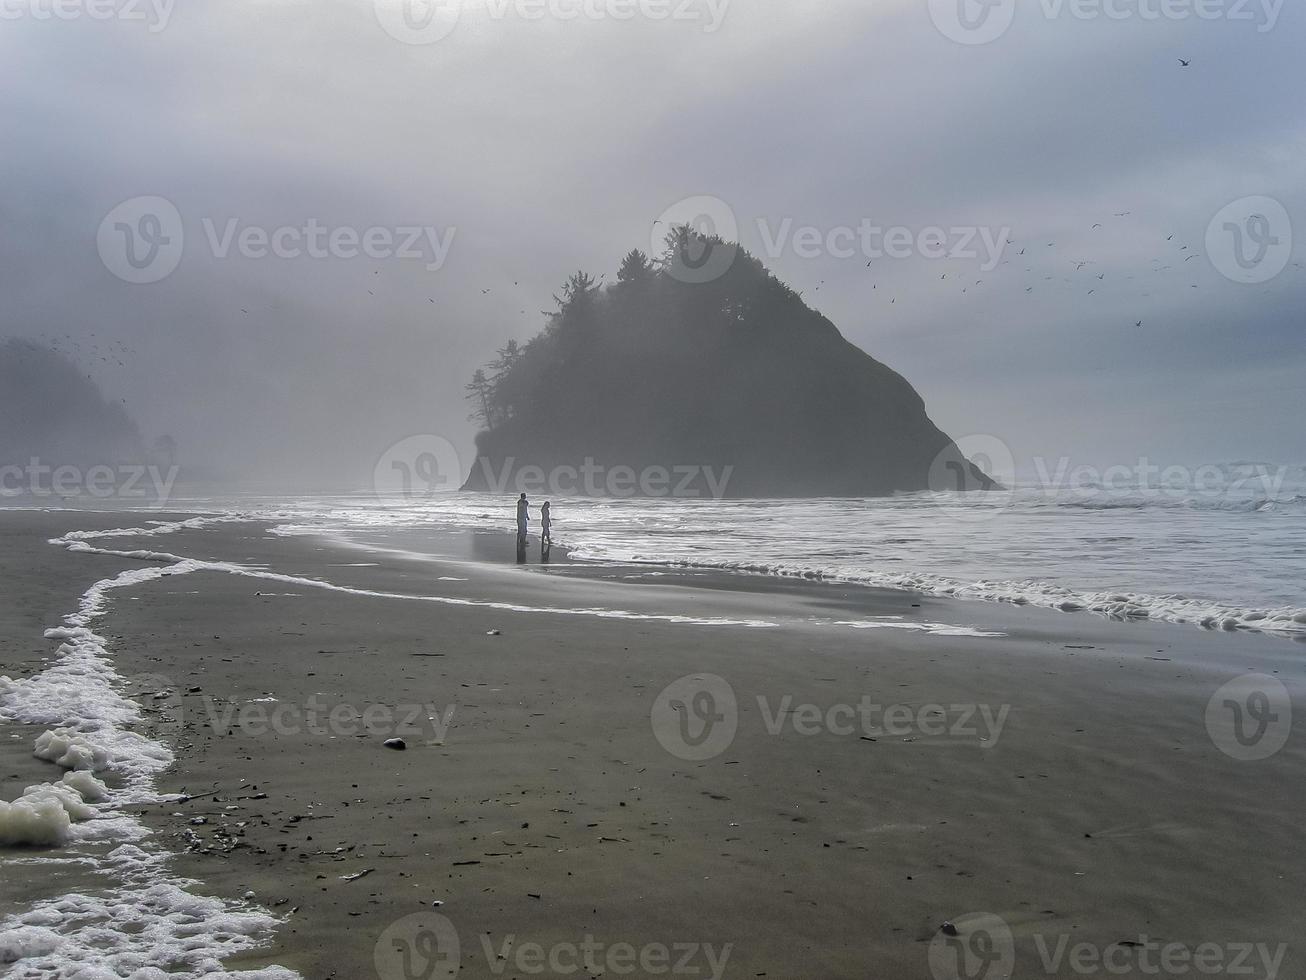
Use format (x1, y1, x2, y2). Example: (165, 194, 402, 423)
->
(22, 332, 136, 370)
(848, 206, 1301, 327)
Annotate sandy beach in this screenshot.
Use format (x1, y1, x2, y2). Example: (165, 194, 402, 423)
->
(2, 509, 1303, 979)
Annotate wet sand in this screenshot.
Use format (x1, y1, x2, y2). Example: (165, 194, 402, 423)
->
(2, 510, 1304, 979)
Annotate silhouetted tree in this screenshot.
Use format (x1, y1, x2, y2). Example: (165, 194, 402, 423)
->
(553, 271, 601, 316)
(616, 249, 655, 287)
(492, 339, 521, 375)
(465, 368, 494, 430)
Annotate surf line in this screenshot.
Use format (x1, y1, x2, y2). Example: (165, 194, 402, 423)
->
(54, 529, 783, 629)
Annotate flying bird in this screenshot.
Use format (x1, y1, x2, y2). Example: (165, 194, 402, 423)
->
(1178, 59, 1191, 67)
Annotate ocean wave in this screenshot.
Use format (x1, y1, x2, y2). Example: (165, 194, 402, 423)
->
(563, 545, 1306, 636)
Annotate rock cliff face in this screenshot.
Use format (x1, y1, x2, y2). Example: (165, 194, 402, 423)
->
(461, 235, 994, 498)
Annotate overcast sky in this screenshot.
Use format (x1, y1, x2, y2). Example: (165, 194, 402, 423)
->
(2, 0, 1303, 485)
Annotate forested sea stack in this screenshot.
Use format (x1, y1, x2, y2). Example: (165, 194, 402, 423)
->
(462, 229, 996, 498)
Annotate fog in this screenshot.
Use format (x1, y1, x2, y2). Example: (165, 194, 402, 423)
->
(3, 0, 1303, 487)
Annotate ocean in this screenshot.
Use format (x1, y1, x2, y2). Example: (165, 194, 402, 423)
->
(172, 459, 1306, 638)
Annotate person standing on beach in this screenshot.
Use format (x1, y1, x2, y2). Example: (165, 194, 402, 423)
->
(516, 492, 529, 544)
(540, 501, 551, 548)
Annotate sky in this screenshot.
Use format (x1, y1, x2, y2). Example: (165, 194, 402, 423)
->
(2, 0, 1303, 486)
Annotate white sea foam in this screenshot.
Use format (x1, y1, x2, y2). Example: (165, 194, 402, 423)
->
(835, 620, 1005, 638)
(563, 551, 1306, 636)
(59, 514, 251, 541)
(0, 519, 298, 978)
(0, 882, 300, 979)
(55, 539, 783, 629)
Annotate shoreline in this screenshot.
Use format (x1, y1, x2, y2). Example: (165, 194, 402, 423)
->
(2, 510, 1304, 978)
(9, 494, 1305, 641)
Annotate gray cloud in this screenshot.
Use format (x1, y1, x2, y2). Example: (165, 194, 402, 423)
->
(2, 0, 1302, 485)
